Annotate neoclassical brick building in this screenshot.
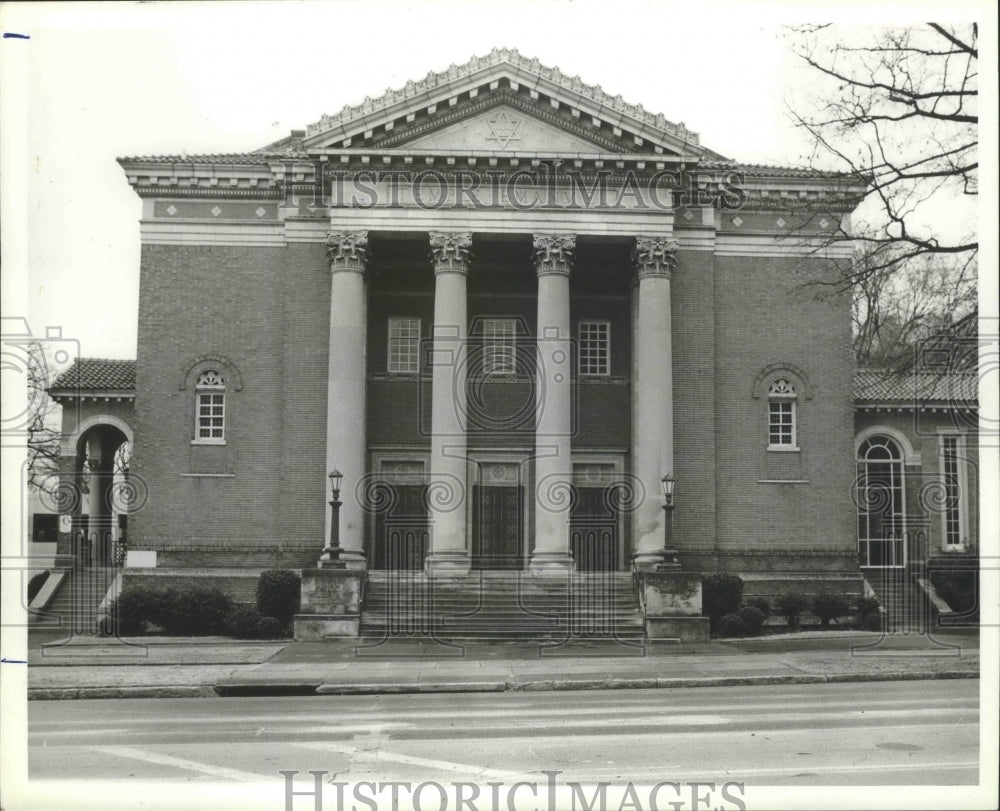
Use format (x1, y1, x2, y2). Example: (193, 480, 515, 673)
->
(52, 50, 913, 631)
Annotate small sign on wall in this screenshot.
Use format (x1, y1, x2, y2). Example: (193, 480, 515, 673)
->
(59, 515, 72, 532)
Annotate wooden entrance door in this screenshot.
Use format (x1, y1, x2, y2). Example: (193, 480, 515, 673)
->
(570, 486, 620, 571)
(372, 484, 428, 570)
(473, 485, 523, 569)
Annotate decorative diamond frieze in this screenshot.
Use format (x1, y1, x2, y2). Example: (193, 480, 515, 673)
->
(166, 205, 177, 216)
(211, 206, 222, 217)
(732, 216, 743, 227)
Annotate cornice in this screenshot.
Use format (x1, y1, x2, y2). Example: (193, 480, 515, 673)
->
(306, 48, 699, 147)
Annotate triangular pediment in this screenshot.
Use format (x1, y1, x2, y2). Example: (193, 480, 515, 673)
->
(302, 48, 716, 159)
(395, 102, 617, 154)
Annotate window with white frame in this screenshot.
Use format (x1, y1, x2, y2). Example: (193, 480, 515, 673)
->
(578, 321, 610, 376)
(940, 434, 967, 548)
(482, 318, 516, 375)
(388, 317, 421, 374)
(195, 370, 226, 442)
(767, 378, 797, 449)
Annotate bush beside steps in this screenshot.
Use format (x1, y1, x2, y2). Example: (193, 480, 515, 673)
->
(103, 569, 301, 639)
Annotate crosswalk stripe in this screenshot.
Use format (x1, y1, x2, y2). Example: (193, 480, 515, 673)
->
(87, 745, 267, 782)
(292, 741, 523, 780)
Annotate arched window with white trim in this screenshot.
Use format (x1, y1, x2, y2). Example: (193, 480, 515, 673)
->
(856, 435, 905, 567)
(767, 378, 798, 449)
(194, 370, 226, 443)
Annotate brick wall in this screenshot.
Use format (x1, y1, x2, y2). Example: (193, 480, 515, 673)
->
(712, 254, 856, 565)
(132, 243, 329, 561)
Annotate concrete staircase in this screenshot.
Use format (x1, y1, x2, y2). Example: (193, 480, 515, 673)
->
(31, 566, 118, 636)
(360, 571, 645, 643)
(862, 566, 933, 632)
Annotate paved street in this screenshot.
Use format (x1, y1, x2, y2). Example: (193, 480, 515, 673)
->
(29, 680, 978, 790)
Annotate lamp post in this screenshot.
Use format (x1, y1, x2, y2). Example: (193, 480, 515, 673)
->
(659, 473, 680, 569)
(320, 469, 346, 569)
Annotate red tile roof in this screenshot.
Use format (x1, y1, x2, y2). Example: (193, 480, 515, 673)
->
(855, 369, 978, 405)
(49, 359, 135, 392)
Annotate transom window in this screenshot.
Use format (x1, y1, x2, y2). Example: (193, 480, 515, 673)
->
(195, 370, 225, 442)
(578, 321, 610, 376)
(388, 317, 421, 374)
(767, 378, 797, 448)
(482, 318, 516, 375)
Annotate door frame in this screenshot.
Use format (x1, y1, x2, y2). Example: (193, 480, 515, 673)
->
(571, 452, 627, 571)
(370, 451, 430, 570)
(467, 452, 530, 570)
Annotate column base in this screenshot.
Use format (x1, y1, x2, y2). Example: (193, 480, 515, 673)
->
(339, 550, 367, 571)
(424, 553, 471, 576)
(632, 550, 665, 572)
(529, 552, 575, 575)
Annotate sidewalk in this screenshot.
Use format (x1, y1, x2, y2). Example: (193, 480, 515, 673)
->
(24, 627, 980, 700)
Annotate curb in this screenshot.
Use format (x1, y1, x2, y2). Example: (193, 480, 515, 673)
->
(27, 669, 978, 700)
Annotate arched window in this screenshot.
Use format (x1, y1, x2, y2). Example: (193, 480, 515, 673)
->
(856, 435, 905, 567)
(767, 378, 798, 449)
(194, 370, 226, 443)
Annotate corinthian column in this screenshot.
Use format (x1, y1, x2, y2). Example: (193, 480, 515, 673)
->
(632, 236, 678, 568)
(325, 231, 369, 567)
(531, 234, 576, 574)
(425, 232, 472, 575)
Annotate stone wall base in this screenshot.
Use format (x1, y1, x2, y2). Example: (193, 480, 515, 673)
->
(646, 617, 710, 642)
(293, 614, 360, 640)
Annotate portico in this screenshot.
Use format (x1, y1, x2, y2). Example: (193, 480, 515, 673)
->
(322, 223, 677, 574)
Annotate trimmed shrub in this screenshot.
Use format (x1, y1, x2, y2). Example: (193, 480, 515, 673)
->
(811, 591, 851, 628)
(108, 584, 233, 636)
(718, 613, 746, 638)
(107, 585, 164, 635)
(27, 571, 50, 603)
(256, 616, 283, 638)
(862, 611, 884, 632)
(227, 605, 265, 639)
(746, 597, 771, 619)
(737, 605, 766, 636)
(159, 586, 233, 636)
(775, 592, 809, 631)
(930, 570, 977, 613)
(702, 573, 744, 631)
(256, 570, 301, 628)
(856, 597, 881, 624)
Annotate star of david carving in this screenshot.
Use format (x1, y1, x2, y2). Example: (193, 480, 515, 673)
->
(484, 111, 522, 149)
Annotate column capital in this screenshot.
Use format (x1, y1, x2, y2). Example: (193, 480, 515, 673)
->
(326, 230, 369, 273)
(429, 231, 472, 274)
(532, 234, 576, 277)
(632, 236, 679, 280)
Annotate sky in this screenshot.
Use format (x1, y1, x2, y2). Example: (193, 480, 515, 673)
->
(4, 0, 992, 362)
